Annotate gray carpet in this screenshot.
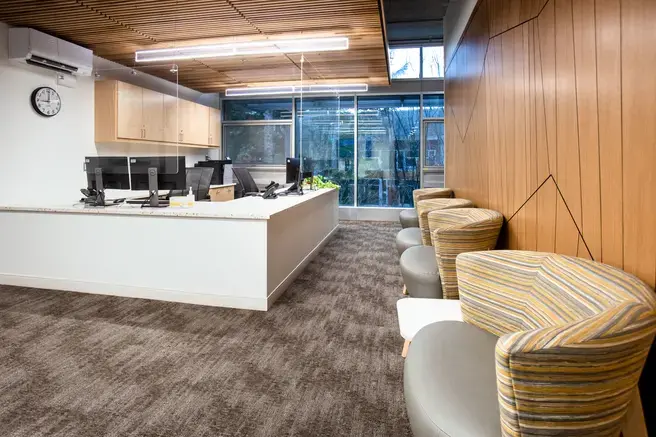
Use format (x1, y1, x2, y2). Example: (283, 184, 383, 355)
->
(0, 221, 411, 437)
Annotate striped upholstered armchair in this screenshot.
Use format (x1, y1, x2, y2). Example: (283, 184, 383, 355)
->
(428, 208, 504, 299)
(396, 198, 473, 257)
(404, 250, 656, 437)
(400, 207, 501, 299)
(398, 188, 453, 229)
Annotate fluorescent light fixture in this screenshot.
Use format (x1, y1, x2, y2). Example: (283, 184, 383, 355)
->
(225, 84, 368, 97)
(135, 37, 349, 62)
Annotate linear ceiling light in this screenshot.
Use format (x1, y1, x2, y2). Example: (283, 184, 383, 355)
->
(135, 37, 349, 62)
(225, 84, 368, 97)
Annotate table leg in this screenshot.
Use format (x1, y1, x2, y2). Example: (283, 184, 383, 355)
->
(402, 340, 410, 358)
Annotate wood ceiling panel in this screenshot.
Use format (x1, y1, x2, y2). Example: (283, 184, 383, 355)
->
(0, 0, 389, 92)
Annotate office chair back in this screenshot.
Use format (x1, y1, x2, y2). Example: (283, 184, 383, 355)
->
(196, 167, 214, 201)
(186, 167, 214, 201)
(232, 167, 259, 196)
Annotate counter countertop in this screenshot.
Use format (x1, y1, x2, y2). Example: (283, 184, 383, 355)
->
(0, 188, 335, 220)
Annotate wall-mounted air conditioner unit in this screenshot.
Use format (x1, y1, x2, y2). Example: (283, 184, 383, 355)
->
(8, 28, 93, 76)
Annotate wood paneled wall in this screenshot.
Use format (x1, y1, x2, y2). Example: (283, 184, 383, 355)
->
(445, 0, 656, 429)
(446, 0, 656, 287)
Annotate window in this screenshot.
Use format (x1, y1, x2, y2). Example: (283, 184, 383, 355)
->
(224, 99, 292, 121)
(423, 94, 445, 118)
(422, 46, 445, 79)
(296, 97, 355, 206)
(388, 46, 445, 80)
(357, 96, 421, 207)
(424, 122, 445, 167)
(223, 99, 292, 165)
(224, 125, 290, 165)
(389, 47, 421, 79)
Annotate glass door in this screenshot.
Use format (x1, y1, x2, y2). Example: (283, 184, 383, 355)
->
(422, 120, 445, 188)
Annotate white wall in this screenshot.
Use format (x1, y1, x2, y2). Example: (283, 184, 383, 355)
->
(0, 20, 223, 206)
(0, 22, 96, 206)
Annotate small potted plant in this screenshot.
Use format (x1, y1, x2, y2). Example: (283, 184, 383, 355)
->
(303, 175, 340, 191)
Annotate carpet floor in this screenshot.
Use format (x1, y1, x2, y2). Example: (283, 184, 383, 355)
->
(0, 221, 411, 437)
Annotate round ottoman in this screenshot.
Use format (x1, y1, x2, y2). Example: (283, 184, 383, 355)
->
(400, 245, 442, 298)
(396, 227, 422, 256)
(399, 209, 420, 228)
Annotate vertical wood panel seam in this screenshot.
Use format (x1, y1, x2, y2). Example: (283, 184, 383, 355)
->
(552, 0, 558, 252)
(536, 12, 551, 175)
(619, 0, 625, 271)
(593, 0, 604, 263)
(571, 0, 585, 240)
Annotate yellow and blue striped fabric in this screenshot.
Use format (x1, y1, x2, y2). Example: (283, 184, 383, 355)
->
(427, 208, 503, 299)
(456, 250, 656, 437)
(412, 188, 453, 206)
(416, 198, 474, 246)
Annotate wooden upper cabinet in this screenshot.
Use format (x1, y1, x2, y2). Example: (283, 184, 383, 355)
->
(209, 108, 221, 147)
(163, 93, 179, 143)
(191, 104, 210, 145)
(116, 81, 143, 140)
(177, 100, 208, 145)
(94, 80, 219, 148)
(142, 88, 164, 142)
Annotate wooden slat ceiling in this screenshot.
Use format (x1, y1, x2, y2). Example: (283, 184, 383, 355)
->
(0, 0, 390, 92)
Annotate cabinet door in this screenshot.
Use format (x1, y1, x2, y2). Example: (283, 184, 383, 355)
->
(142, 88, 164, 142)
(163, 94, 180, 143)
(116, 81, 143, 140)
(209, 107, 221, 147)
(192, 104, 210, 145)
(179, 100, 209, 145)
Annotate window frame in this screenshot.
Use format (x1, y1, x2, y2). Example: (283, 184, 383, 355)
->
(388, 44, 445, 81)
(222, 99, 294, 167)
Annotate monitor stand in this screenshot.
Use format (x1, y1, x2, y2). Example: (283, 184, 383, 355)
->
(143, 167, 168, 208)
(286, 169, 304, 195)
(93, 168, 106, 207)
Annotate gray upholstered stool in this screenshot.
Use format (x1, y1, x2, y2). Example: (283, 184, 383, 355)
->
(404, 321, 501, 437)
(399, 209, 419, 229)
(400, 245, 442, 298)
(396, 227, 422, 256)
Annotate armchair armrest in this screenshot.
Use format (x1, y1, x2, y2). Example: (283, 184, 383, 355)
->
(495, 301, 656, 437)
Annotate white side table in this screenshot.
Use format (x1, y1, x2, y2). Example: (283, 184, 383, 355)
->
(396, 297, 463, 357)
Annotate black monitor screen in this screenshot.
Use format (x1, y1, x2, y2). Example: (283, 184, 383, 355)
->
(130, 156, 186, 191)
(286, 158, 300, 184)
(195, 159, 232, 185)
(85, 156, 130, 190)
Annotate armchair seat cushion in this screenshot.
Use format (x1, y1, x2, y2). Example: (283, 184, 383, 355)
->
(399, 208, 420, 228)
(405, 321, 501, 437)
(396, 227, 422, 256)
(400, 245, 442, 298)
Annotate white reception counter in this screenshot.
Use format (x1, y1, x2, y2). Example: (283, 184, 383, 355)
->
(0, 188, 339, 310)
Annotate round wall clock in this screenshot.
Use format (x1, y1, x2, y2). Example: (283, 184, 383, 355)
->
(31, 87, 61, 117)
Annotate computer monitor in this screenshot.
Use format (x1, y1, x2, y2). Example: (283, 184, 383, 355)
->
(286, 158, 301, 184)
(84, 156, 130, 191)
(129, 156, 186, 207)
(195, 159, 232, 185)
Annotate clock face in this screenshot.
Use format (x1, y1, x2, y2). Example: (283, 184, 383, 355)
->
(31, 87, 61, 117)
